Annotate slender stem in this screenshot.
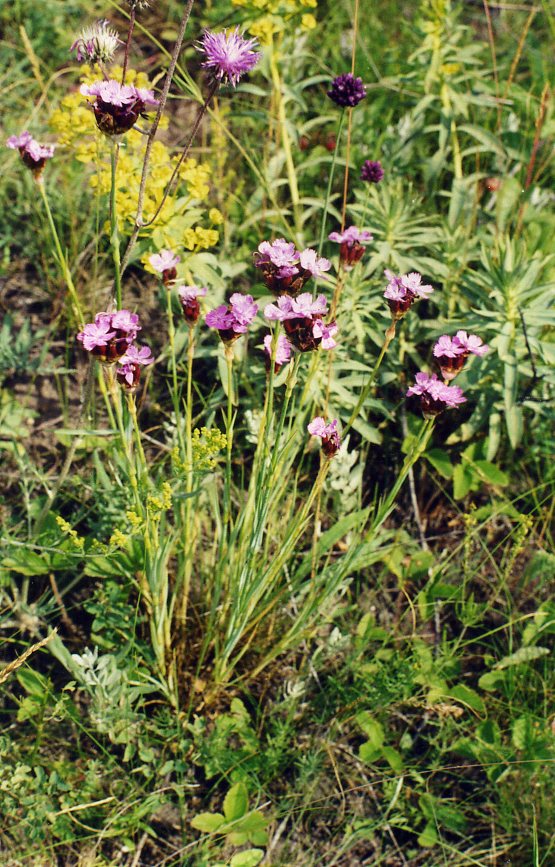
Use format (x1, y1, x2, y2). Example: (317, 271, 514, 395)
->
(223, 347, 235, 535)
(343, 321, 397, 437)
(340, 109, 353, 231)
(37, 180, 84, 325)
(110, 142, 122, 309)
(107, 367, 142, 511)
(126, 392, 149, 487)
(166, 284, 185, 455)
(318, 110, 345, 258)
(118, 0, 197, 275)
(121, 6, 136, 85)
(269, 40, 301, 240)
(179, 327, 197, 624)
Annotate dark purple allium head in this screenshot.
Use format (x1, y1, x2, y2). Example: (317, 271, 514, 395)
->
(198, 28, 260, 88)
(7, 131, 54, 178)
(149, 249, 180, 285)
(264, 293, 337, 352)
(77, 310, 141, 363)
(407, 372, 466, 418)
(263, 333, 293, 372)
(328, 226, 373, 270)
(361, 160, 384, 184)
(178, 285, 207, 325)
(308, 416, 341, 457)
(384, 269, 434, 320)
(80, 80, 158, 136)
(254, 239, 330, 296)
(70, 20, 121, 65)
(433, 331, 489, 381)
(205, 292, 258, 343)
(327, 73, 366, 108)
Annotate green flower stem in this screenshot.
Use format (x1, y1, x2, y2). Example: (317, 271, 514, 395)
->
(343, 321, 397, 437)
(179, 327, 196, 624)
(126, 392, 149, 489)
(110, 142, 123, 309)
(223, 345, 235, 536)
(318, 110, 346, 258)
(165, 284, 185, 457)
(107, 367, 142, 512)
(37, 180, 84, 325)
(269, 41, 302, 241)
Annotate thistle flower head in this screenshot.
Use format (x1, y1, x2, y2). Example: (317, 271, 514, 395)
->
(361, 160, 384, 183)
(407, 372, 466, 417)
(7, 130, 54, 177)
(70, 20, 121, 65)
(327, 73, 367, 108)
(198, 28, 260, 87)
(308, 417, 341, 457)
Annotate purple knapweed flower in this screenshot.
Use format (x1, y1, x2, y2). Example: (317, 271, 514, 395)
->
(328, 226, 373, 270)
(327, 73, 366, 108)
(198, 28, 260, 88)
(264, 293, 337, 353)
(361, 160, 384, 184)
(70, 20, 121, 65)
(407, 372, 466, 418)
(178, 285, 207, 325)
(308, 417, 342, 457)
(149, 249, 180, 285)
(205, 293, 258, 343)
(263, 333, 292, 372)
(7, 131, 54, 178)
(254, 239, 330, 296)
(77, 310, 140, 362)
(384, 269, 434, 320)
(80, 79, 158, 136)
(433, 331, 489, 381)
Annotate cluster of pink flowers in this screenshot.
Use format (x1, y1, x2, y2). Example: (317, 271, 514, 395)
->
(433, 331, 489, 380)
(254, 239, 331, 295)
(407, 373, 466, 418)
(77, 310, 152, 391)
(81, 80, 158, 136)
(328, 226, 372, 270)
(205, 293, 258, 343)
(384, 269, 434, 319)
(264, 293, 337, 353)
(7, 131, 54, 178)
(308, 417, 342, 457)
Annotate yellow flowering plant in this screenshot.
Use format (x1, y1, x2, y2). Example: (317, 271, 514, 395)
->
(232, 0, 318, 43)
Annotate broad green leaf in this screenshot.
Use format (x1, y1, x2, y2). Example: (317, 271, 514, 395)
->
(449, 684, 485, 714)
(2, 550, 50, 576)
(17, 668, 50, 698)
(453, 463, 473, 499)
(494, 646, 550, 670)
(224, 782, 249, 822)
(478, 671, 505, 691)
(190, 812, 225, 833)
(356, 713, 385, 748)
(359, 742, 383, 764)
(472, 461, 509, 487)
(425, 448, 453, 479)
(512, 716, 535, 751)
(495, 177, 521, 233)
(230, 851, 265, 867)
(382, 746, 404, 772)
(417, 821, 438, 847)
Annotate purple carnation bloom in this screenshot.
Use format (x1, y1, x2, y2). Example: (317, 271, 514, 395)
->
(407, 372, 466, 418)
(119, 343, 153, 366)
(77, 310, 140, 362)
(205, 293, 258, 343)
(327, 73, 367, 108)
(264, 293, 337, 353)
(149, 249, 180, 285)
(433, 331, 489, 381)
(81, 79, 158, 136)
(263, 333, 292, 371)
(7, 130, 54, 177)
(361, 160, 384, 184)
(384, 269, 434, 320)
(307, 416, 341, 457)
(328, 226, 373, 270)
(198, 28, 260, 88)
(178, 284, 207, 325)
(254, 240, 330, 295)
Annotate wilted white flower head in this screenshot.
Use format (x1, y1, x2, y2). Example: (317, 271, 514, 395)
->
(127, 0, 152, 8)
(70, 20, 121, 65)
